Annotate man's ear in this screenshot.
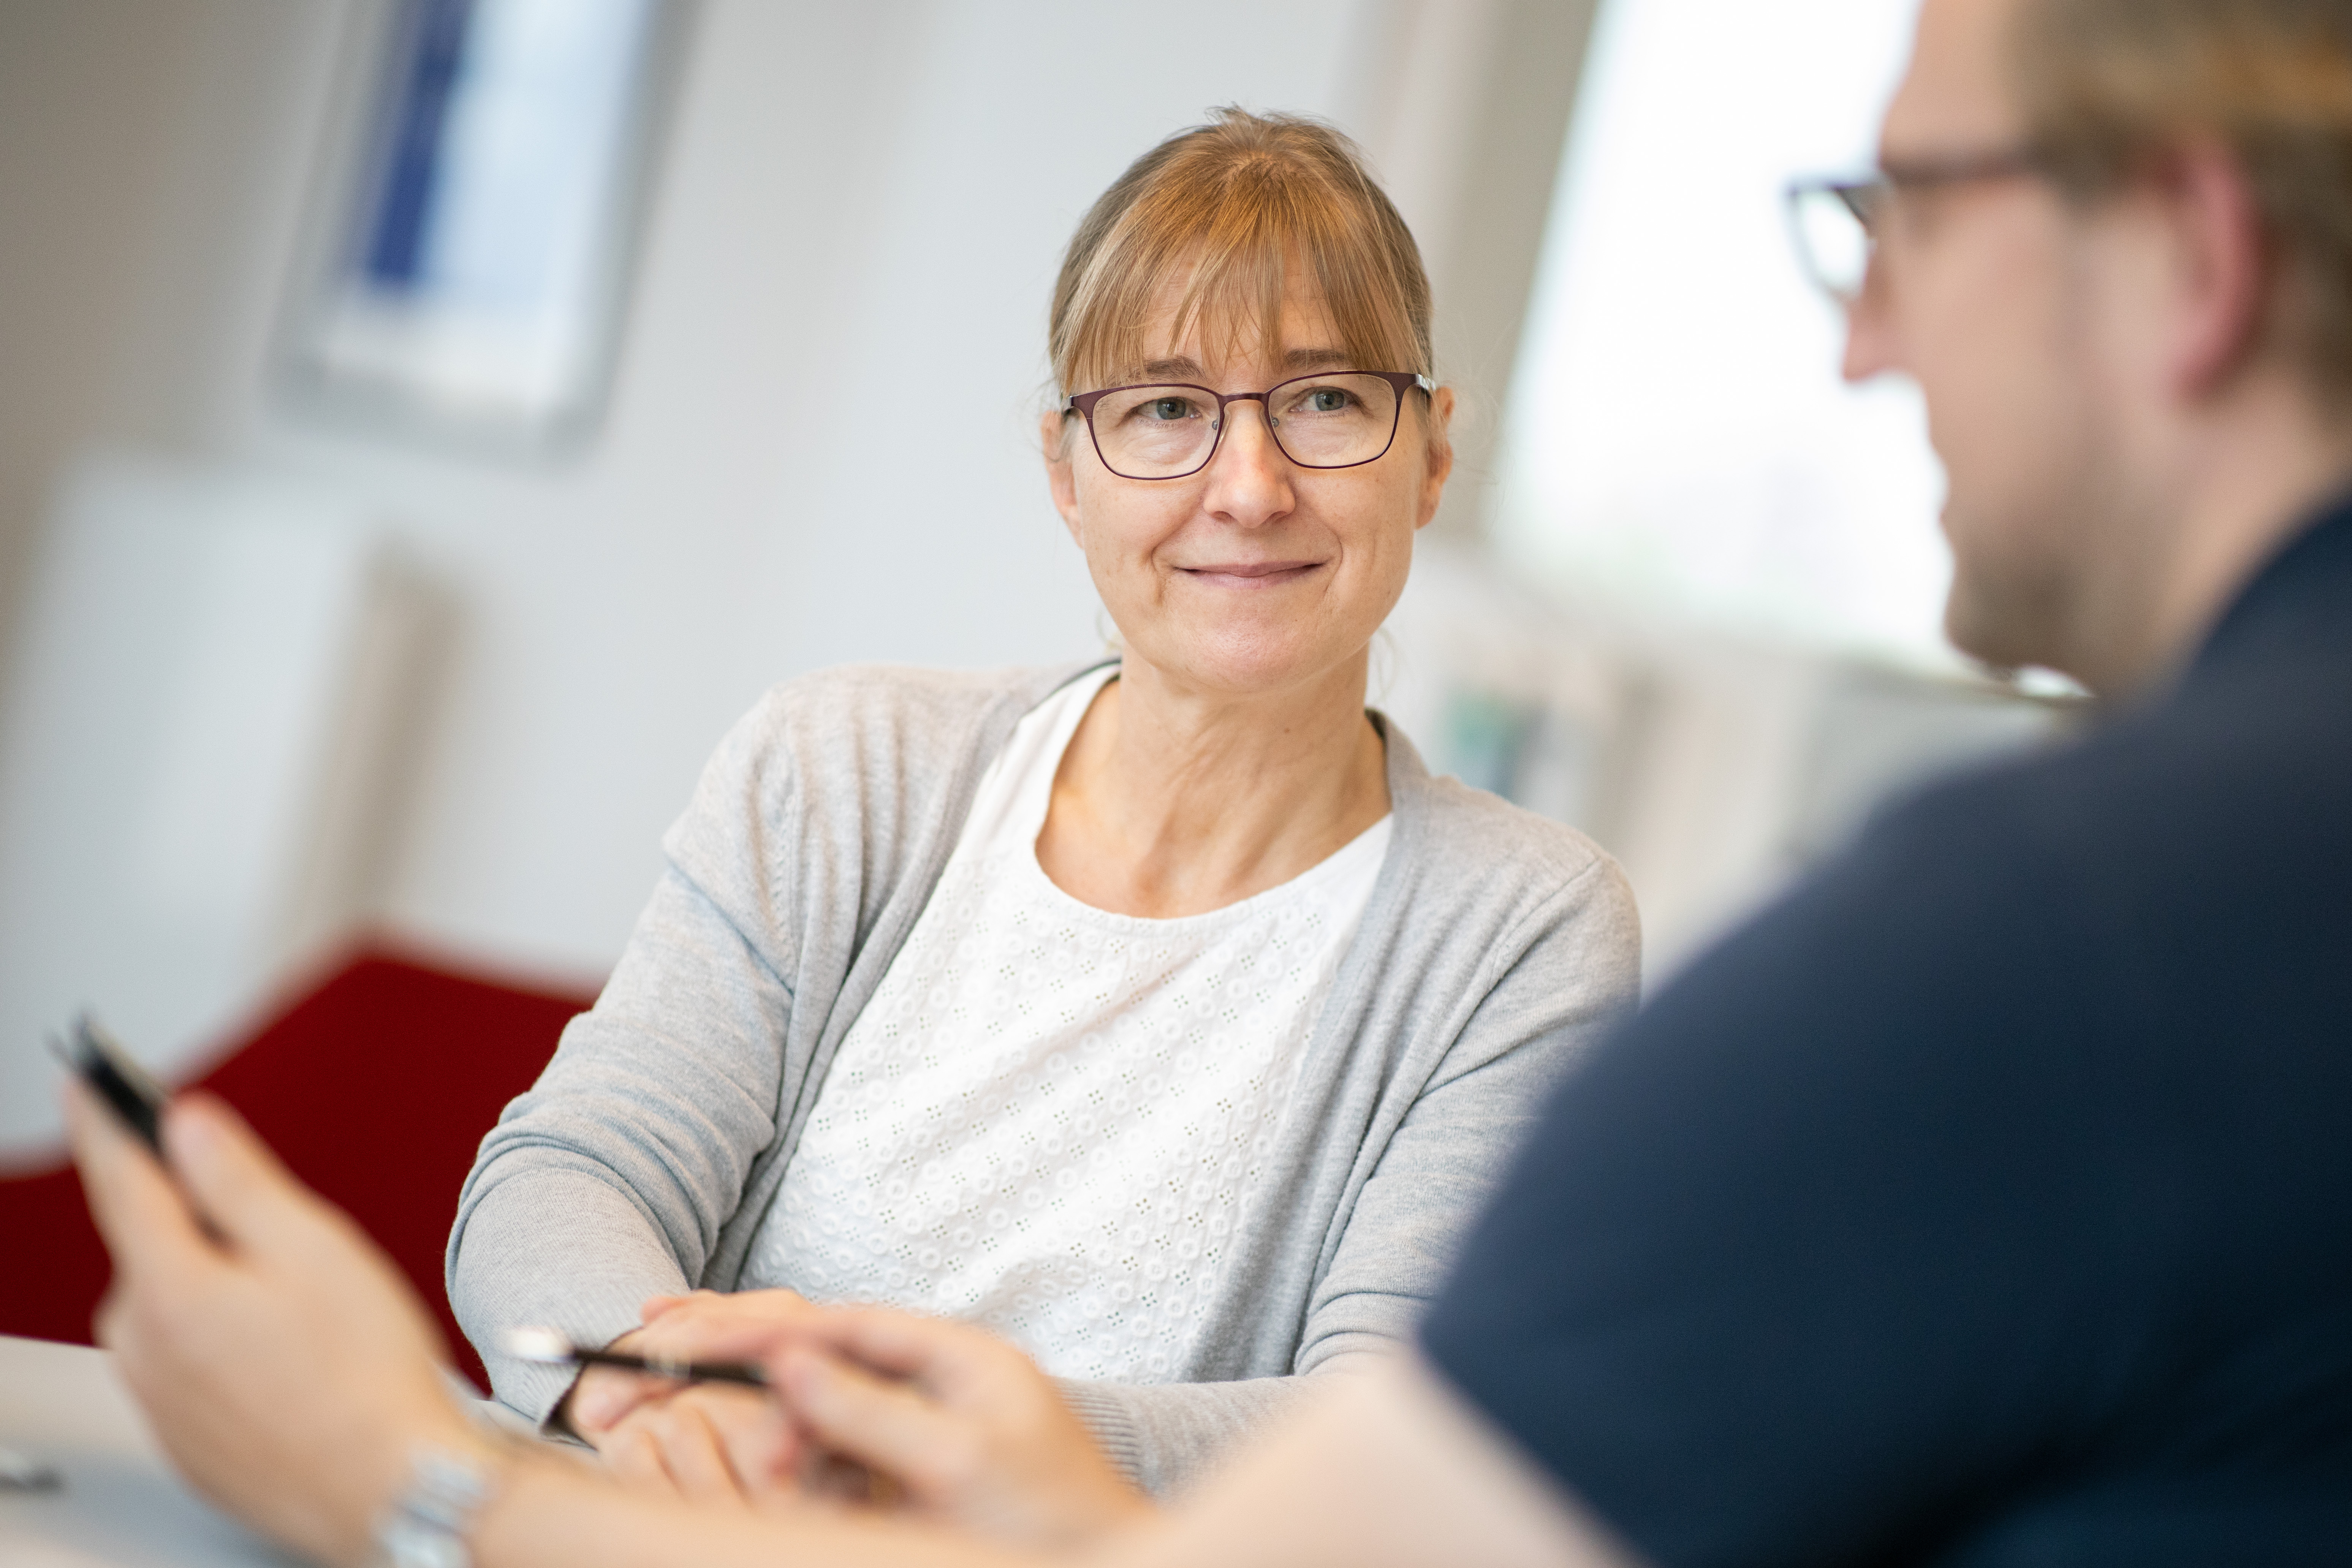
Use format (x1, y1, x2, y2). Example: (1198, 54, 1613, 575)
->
(1042, 410, 1083, 540)
(2163, 139, 2270, 400)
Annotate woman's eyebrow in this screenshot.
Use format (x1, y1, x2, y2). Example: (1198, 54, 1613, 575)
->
(1283, 348, 1353, 372)
(1122, 348, 1356, 385)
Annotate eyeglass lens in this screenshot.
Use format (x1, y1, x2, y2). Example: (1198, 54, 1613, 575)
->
(1085, 373, 1406, 479)
(1789, 183, 1876, 303)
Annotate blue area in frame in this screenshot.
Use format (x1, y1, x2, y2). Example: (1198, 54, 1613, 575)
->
(366, 0, 477, 291)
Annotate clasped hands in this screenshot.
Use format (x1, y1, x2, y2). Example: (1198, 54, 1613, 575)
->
(563, 1288, 1144, 1546)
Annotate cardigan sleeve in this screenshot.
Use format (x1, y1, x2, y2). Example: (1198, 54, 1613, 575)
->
(1050, 851, 1644, 1495)
(445, 692, 809, 1422)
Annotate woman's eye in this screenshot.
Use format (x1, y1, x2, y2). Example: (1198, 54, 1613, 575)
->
(1145, 397, 1195, 421)
(1298, 388, 1352, 414)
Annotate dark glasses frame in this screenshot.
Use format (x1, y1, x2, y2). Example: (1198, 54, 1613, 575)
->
(1785, 144, 2053, 302)
(1063, 370, 1437, 481)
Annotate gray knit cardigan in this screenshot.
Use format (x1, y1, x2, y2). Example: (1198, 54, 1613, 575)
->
(446, 660, 1640, 1494)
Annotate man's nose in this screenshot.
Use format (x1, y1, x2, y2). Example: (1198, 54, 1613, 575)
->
(1841, 257, 1898, 383)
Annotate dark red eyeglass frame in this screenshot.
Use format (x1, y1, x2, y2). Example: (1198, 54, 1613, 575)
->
(1062, 370, 1437, 480)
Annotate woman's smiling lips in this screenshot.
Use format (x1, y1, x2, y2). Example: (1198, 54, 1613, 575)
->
(1176, 559, 1326, 589)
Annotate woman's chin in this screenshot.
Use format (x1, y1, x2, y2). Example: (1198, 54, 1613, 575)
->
(1124, 632, 1365, 703)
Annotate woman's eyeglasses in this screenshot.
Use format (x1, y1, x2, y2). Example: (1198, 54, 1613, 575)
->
(1063, 370, 1435, 481)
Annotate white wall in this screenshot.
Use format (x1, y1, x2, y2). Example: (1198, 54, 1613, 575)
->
(0, 455, 435, 1152)
(0, 0, 1592, 991)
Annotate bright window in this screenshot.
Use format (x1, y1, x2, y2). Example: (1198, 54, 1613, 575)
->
(1491, 0, 1951, 669)
(281, 0, 675, 449)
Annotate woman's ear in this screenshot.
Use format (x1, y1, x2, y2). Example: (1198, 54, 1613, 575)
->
(1415, 385, 1458, 530)
(1042, 410, 1084, 537)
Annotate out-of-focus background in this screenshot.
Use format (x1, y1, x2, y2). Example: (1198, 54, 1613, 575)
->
(0, 0, 2064, 1170)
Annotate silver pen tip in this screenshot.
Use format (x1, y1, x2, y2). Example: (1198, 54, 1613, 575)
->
(499, 1326, 574, 1364)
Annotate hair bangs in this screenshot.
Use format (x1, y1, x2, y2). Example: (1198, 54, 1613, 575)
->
(1051, 109, 1432, 400)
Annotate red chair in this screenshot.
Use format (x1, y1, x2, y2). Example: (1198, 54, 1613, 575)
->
(0, 944, 594, 1392)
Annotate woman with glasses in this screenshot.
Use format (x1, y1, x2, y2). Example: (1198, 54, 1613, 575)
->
(447, 107, 1638, 1503)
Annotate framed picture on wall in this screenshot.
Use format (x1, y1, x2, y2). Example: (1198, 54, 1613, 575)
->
(274, 0, 692, 457)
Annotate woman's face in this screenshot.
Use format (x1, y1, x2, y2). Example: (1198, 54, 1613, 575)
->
(1043, 284, 1455, 701)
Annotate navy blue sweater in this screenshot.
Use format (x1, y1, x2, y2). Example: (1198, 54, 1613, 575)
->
(1426, 501, 2352, 1566)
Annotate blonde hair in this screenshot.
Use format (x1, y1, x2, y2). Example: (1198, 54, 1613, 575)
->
(2013, 0, 2352, 402)
(1048, 108, 1433, 400)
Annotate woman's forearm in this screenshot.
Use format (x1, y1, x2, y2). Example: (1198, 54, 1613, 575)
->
(451, 1165, 695, 1417)
(446, 860, 804, 1413)
(1056, 1374, 1314, 1495)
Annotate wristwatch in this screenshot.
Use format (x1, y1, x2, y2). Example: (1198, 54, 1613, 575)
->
(374, 1444, 499, 1568)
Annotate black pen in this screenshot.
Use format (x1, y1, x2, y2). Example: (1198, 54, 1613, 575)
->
(500, 1327, 768, 1388)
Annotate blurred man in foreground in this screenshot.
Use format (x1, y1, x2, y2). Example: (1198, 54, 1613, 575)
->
(67, 0, 2352, 1562)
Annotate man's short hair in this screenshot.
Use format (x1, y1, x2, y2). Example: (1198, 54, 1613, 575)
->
(2016, 0, 2352, 405)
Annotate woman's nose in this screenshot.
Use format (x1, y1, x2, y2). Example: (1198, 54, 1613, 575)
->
(1202, 400, 1295, 524)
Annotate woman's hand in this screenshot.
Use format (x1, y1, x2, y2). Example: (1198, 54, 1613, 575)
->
(745, 1306, 1152, 1550)
(597, 1381, 799, 1506)
(568, 1288, 1151, 1548)
(565, 1288, 823, 1502)
(65, 1081, 491, 1568)
(566, 1288, 811, 1438)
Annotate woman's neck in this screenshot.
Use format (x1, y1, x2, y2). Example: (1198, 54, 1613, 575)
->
(1035, 653, 1391, 919)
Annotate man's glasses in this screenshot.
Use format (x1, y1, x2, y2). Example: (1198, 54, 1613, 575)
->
(1785, 146, 2051, 304)
(1064, 371, 1435, 481)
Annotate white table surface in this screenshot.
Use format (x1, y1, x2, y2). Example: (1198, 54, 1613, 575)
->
(0, 1333, 298, 1566)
